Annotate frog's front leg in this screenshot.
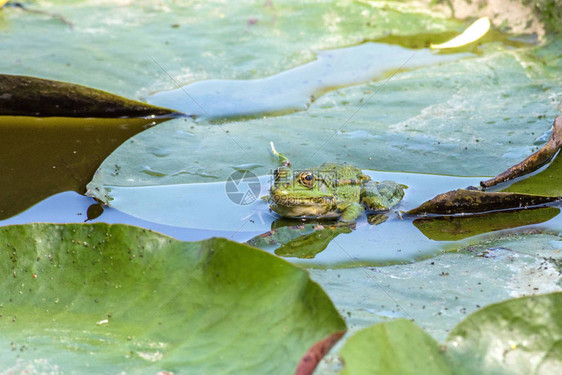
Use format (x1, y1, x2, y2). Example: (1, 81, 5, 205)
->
(361, 180, 406, 211)
(339, 202, 365, 222)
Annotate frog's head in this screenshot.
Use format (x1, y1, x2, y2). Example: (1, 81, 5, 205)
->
(268, 166, 338, 218)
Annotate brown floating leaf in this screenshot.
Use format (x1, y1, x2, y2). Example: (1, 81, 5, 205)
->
(295, 331, 345, 375)
(502, 146, 562, 196)
(0, 74, 179, 118)
(480, 115, 562, 189)
(407, 189, 561, 215)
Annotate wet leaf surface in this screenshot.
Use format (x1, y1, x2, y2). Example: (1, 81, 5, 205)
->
(446, 292, 562, 374)
(340, 319, 453, 375)
(409, 116, 562, 216)
(0, 223, 345, 374)
(1, 2, 562, 373)
(481, 115, 562, 190)
(146, 43, 466, 121)
(337, 292, 562, 374)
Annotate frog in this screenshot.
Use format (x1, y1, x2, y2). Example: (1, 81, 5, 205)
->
(266, 143, 406, 222)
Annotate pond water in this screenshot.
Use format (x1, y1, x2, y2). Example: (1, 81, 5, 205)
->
(2, 167, 561, 267)
(1, 2, 561, 372)
(1, 2, 560, 266)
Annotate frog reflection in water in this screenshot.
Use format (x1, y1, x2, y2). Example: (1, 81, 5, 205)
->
(267, 143, 407, 222)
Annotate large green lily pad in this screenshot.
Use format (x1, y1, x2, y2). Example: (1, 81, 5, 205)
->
(0, 223, 345, 374)
(0, 0, 461, 99)
(340, 319, 452, 375)
(338, 292, 562, 374)
(446, 292, 562, 374)
(86, 38, 561, 197)
(146, 43, 466, 121)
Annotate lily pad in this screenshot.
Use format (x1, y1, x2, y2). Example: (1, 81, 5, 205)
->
(338, 292, 562, 374)
(146, 43, 467, 121)
(86, 40, 560, 196)
(481, 115, 562, 191)
(311, 232, 562, 373)
(0, 0, 461, 100)
(446, 292, 562, 374)
(0, 223, 345, 374)
(0, 74, 177, 118)
(339, 319, 452, 375)
(408, 116, 562, 215)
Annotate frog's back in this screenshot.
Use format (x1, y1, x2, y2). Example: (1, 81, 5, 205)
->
(317, 162, 364, 179)
(316, 162, 367, 204)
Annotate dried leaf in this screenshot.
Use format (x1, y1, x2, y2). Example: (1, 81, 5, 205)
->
(481, 116, 562, 189)
(430, 17, 490, 49)
(0, 74, 178, 118)
(295, 331, 345, 375)
(407, 189, 560, 215)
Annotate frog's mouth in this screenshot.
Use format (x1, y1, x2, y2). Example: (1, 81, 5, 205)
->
(268, 193, 338, 218)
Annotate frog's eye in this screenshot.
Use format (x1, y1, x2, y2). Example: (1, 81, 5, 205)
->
(298, 171, 315, 188)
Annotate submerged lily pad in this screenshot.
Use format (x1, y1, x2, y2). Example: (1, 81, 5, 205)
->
(338, 292, 562, 374)
(413, 206, 561, 241)
(0, 223, 345, 374)
(0, 116, 168, 220)
(0, 74, 177, 118)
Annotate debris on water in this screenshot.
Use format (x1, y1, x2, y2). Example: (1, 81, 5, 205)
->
(86, 203, 104, 222)
(481, 115, 562, 189)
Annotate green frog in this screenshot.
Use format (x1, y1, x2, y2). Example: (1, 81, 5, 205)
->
(267, 143, 406, 222)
